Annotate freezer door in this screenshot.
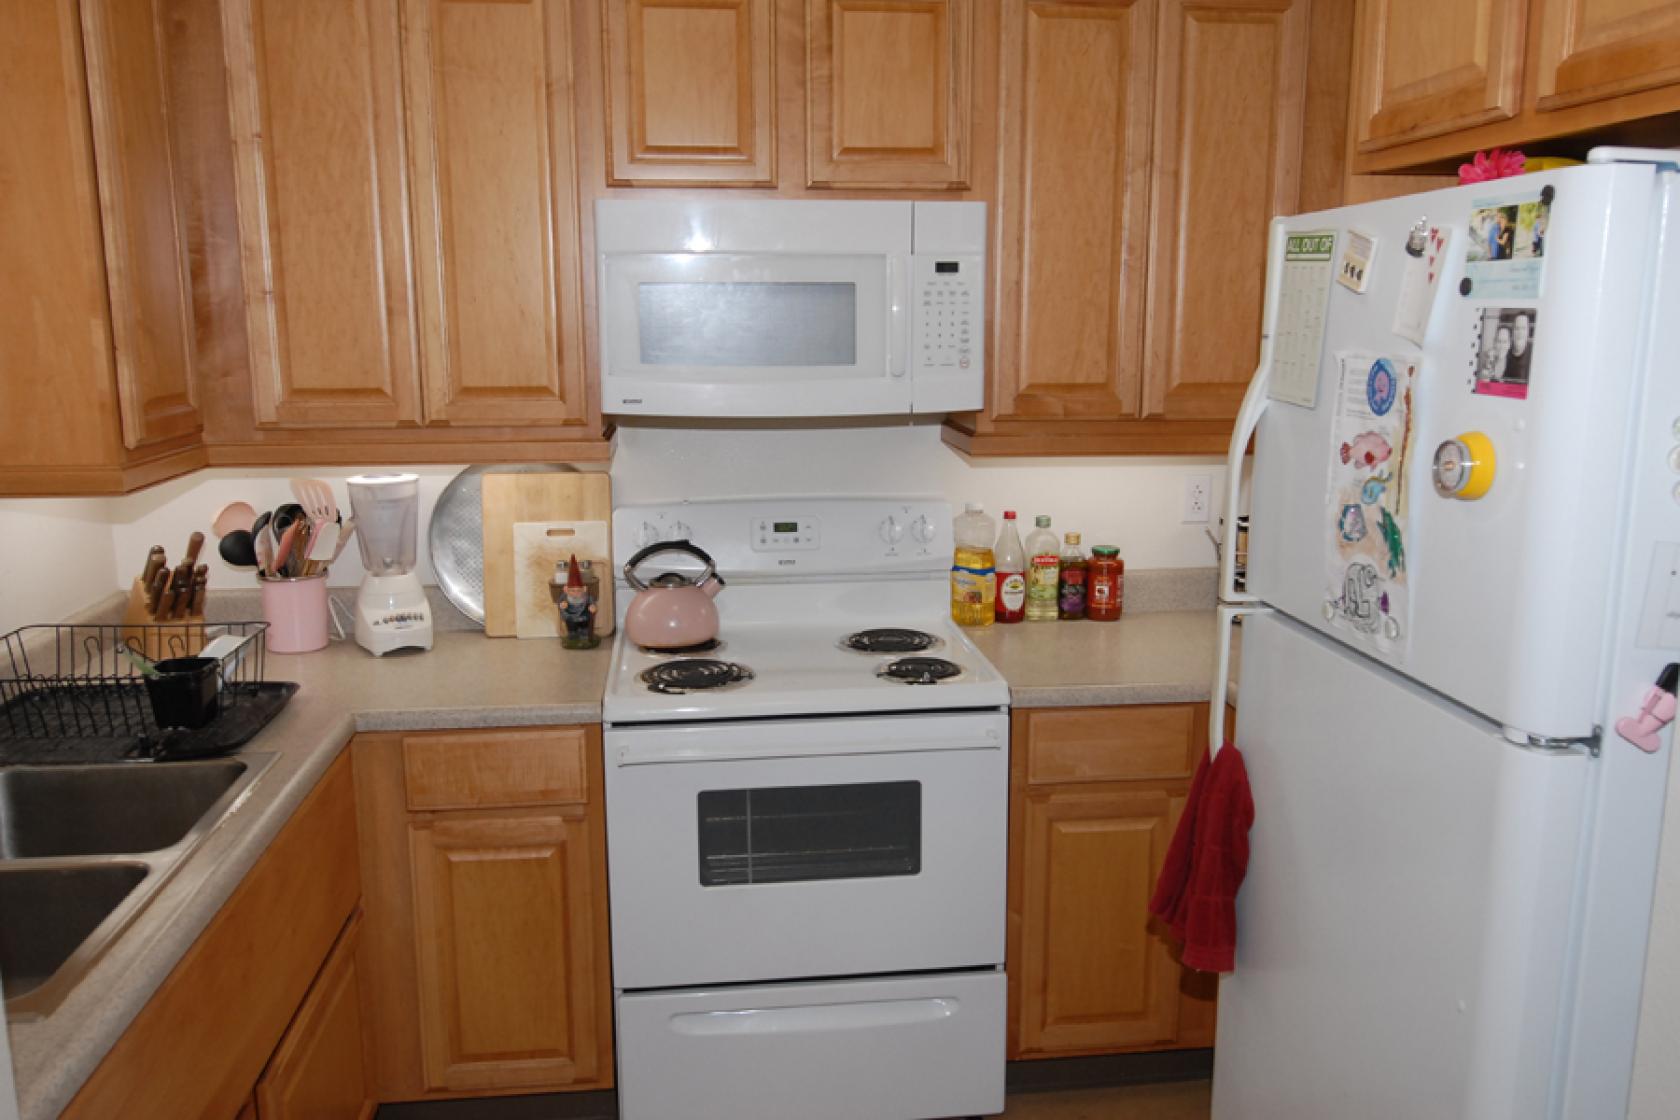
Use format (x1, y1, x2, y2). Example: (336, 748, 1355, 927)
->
(1213, 612, 1588, 1120)
(1249, 162, 1658, 739)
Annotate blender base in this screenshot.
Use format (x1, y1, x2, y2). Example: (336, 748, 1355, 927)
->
(355, 573, 434, 656)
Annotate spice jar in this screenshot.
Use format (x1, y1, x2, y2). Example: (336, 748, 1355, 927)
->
(1087, 546, 1123, 621)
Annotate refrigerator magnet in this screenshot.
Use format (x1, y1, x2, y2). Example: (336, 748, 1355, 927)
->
(1462, 186, 1553, 301)
(1392, 226, 1447, 345)
(1468, 307, 1538, 400)
(1337, 229, 1378, 294)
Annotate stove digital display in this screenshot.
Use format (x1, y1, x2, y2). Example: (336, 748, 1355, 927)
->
(773, 521, 799, 533)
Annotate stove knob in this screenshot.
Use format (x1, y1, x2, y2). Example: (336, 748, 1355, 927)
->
(878, 515, 903, 545)
(910, 515, 936, 544)
(637, 521, 661, 548)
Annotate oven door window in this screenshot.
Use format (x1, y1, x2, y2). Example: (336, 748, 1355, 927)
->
(697, 781, 921, 886)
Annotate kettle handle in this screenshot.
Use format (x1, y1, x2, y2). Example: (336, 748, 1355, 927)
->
(622, 540, 720, 592)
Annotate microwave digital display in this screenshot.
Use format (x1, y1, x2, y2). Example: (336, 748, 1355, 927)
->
(935, 261, 960, 274)
(773, 521, 799, 533)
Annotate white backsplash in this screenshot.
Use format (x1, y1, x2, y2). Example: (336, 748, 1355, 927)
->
(0, 423, 1231, 632)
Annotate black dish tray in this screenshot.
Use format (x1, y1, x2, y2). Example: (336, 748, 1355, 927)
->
(0, 681, 299, 765)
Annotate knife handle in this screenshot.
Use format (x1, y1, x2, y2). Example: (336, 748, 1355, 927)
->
(183, 531, 205, 570)
(140, 546, 166, 589)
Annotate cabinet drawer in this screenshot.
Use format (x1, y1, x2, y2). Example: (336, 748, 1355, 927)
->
(1023, 706, 1202, 786)
(403, 728, 588, 811)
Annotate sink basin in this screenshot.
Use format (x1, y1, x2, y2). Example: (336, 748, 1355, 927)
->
(0, 865, 148, 1002)
(0, 759, 248, 858)
(0, 753, 275, 1019)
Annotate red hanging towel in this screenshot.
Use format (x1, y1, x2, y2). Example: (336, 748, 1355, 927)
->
(1148, 742, 1254, 973)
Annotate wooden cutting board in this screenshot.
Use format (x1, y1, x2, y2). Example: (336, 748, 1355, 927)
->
(512, 521, 614, 639)
(481, 471, 611, 637)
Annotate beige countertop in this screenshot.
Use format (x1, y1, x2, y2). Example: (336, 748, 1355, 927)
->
(13, 604, 1238, 1117)
(965, 610, 1231, 708)
(10, 630, 611, 1120)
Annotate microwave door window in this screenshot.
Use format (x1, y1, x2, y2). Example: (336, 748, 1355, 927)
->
(697, 780, 921, 886)
(638, 282, 858, 369)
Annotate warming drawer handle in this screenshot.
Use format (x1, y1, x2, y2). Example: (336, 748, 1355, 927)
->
(614, 732, 1003, 767)
(670, 997, 958, 1037)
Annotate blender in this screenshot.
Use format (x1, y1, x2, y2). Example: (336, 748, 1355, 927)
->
(346, 472, 433, 655)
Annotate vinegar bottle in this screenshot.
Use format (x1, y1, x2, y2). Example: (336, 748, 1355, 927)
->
(950, 503, 996, 627)
(994, 511, 1027, 623)
(1024, 515, 1059, 622)
(1058, 532, 1088, 620)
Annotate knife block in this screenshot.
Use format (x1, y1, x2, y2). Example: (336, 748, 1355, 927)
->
(120, 577, 206, 661)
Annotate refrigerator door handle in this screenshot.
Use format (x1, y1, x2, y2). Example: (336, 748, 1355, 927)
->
(1211, 603, 1273, 754)
(1220, 221, 1285, 605)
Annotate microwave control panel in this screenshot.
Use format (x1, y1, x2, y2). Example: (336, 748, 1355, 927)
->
(912, 257, 980, 375)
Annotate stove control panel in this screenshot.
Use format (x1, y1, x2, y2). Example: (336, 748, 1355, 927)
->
(615, 498, 951, 578)
(752, 516, 821, 551)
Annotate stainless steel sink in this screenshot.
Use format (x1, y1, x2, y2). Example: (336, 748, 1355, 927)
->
(0, 759, 250, 858)
(0, 753, 275, 1020)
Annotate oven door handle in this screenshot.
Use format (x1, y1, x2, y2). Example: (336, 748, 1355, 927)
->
(613, 730, 1003, 767)
(670, 996, 959, 1037)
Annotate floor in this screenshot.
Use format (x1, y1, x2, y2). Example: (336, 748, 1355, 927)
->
(376, 1080, 1215, 1119)
(1001, 1080, 1212, 1119)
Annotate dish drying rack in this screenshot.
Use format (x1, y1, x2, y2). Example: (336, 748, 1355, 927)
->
(0, 622, 297, 765)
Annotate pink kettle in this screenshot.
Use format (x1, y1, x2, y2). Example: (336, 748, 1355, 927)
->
(622, 541, 727, 649)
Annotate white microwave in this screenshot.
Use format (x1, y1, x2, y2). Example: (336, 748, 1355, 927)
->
(596, 199, 985, 418)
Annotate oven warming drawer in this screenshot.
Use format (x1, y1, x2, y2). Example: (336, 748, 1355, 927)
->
(616, 969, 1005, 1120)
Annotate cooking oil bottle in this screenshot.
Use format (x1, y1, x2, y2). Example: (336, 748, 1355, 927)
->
(1025, 515, 1060, 621)
(951, 503, 996, 626)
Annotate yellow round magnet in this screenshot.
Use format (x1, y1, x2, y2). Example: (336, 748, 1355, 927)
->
(1431, 431, 1497, 500)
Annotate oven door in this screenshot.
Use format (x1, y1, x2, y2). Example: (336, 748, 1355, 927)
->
(599, 251, 909, 417)
(603, 710, 1007, 990)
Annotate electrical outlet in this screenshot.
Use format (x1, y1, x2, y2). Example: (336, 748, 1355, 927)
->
(1182, 473, 1212, 523)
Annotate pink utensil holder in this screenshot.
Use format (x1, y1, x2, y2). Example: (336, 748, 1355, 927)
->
(260, 573, 329, 653)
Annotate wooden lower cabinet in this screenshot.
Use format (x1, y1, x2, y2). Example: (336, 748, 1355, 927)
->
(1008, 705, 1218, 1059)
(256, 913, 374, 1119)
(354, 726, 613, 1101)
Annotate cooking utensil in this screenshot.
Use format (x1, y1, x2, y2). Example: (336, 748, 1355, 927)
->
(273, 522, 301, 576)
(182, 532, 205, 570)
(140, 546, 166, 589)
(117, 644, 159, 678)
(478, 469, 608, 636)
(621, 541, 726, 650)
(292, 478, 337, 525)
(305, 519, 340, 571)
(218, 530, 257, 568)
(512, 521, 613, 639)
(270, 503, 305, 544)
(212, 502, 257, 538)
(430, 464, 577, 626)
(146, 566, 170, 616)
(329, 516, 356, 565)
(254, 527, 275, 578)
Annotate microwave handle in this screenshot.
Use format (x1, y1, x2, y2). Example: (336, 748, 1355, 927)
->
(888, 253, 910, 379)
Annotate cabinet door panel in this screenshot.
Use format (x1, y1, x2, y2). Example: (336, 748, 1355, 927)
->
(82, 0, 201, 449)
(992, 0, 1154, 421)
(1016, 786, 1182, 1053)
(256, 914, 373, 1120)
(1144, 0, 1305, 422)
(409, 811, 603, 1091)
(1535, 0, 1680, 109)
(605, 0, 775, 184)
(223, 0, 419, 427)
(404, 0, 589, 425)
(806, 0, 971, 188)
(1353, 0, 1526, 151)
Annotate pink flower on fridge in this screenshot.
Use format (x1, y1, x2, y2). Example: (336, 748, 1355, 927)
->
(1458, 149, 1527, 184)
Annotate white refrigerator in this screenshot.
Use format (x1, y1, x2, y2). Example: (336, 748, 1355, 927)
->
(1208, 149, 1680, 1119)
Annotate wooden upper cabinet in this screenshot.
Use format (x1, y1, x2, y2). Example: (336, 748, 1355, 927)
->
(1534, 0, 1680, 110)
(805, 0, 973, 188)
(402, 0, 590, 426)
(222, 0, 420, 428)
(991, 0, 1155, 422)
(81, 0, 202, 450)
(1353, 0, 1527, 151)
(1144, 0, 1307, 422)
(604, 0, 776, 185)
(408, 808, 607, 1093)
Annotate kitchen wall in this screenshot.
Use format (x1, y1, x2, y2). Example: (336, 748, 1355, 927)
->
(0, 424, 1230, 632)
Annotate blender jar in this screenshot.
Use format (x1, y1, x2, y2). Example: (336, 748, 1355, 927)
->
(347, 473, 420, 575)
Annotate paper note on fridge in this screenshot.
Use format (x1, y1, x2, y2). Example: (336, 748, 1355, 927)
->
(1392, 226, 1449, 345)
(1268, 230, 1337, 409)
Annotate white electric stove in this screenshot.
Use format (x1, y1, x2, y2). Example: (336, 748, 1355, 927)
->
(603, 498, 1009, 1120)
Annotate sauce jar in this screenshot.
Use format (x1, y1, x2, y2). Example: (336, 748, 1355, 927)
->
(1087, 546, 1123, 621)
